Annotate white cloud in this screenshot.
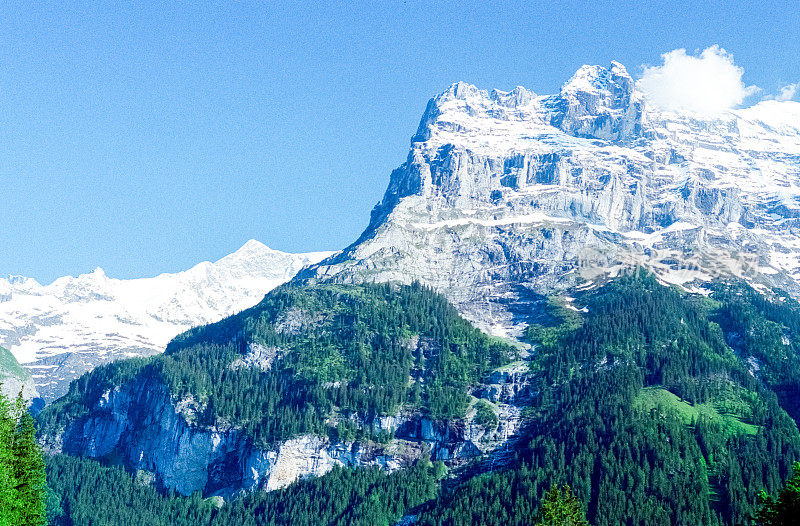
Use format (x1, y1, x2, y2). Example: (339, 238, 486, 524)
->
(770, 82, 798, 102)
(637, 46, 760, 114)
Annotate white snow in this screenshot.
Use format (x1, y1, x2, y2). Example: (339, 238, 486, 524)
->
(409, 213, 572, 230)
(0, 240, 333, 378)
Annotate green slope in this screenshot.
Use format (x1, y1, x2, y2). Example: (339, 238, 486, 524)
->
(634, 387, 759, 437)
(40, 282, 514, 445)
(0, 345, 35, 403)
(414, 271, 800, 526)
(39, 273, 800, 525)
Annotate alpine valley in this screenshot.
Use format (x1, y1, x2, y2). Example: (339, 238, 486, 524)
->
(28, 62, 800, 526)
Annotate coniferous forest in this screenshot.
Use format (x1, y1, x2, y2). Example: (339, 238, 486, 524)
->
(5, 272, 800, 524)
(39, 282, 513, 446)
(414, 272, 800, 525)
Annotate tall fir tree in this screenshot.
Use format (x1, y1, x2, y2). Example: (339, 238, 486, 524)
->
(13, 403, 46, 526)
(0, 386, 19, 526)
(0, 388, 46, 526)
(534, 485, 590, 526)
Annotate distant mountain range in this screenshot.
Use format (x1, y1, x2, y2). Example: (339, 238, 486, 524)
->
(0, 240, 333, 401)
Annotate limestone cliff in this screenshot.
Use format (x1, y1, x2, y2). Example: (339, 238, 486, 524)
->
(43, 367, 531, 497)
(301, 63, 800, 337)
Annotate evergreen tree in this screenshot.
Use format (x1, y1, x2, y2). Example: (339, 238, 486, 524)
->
(754, 462, 800, 526)
(0, 386, 18, 526)
(13, 408, 46, 526)
(0, 388, 47, 526)
(534, 485, 590, 526)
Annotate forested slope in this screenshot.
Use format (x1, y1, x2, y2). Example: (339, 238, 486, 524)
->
(414, 272, 800, 525)
(40, 282, 513, 446)
(38, 273, 800, 525)
(45, 454, 439, 526)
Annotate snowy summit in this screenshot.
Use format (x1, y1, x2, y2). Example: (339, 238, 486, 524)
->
(0, 240, 334, 401)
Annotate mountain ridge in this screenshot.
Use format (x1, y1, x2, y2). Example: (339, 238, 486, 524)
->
(300, 62, 800, 337)
(0, 240, 334, 401)
(33, 61, 800, 525)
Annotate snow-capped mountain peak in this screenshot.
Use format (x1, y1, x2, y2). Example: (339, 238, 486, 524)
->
(561, 60, 631, 94)
(0, 241, 334, 401)
(300, 61, 800, 337)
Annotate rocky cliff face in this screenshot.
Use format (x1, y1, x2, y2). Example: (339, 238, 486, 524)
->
(43, 366, 531, 498)
(301, 62, 800, 337)
(0, 241, 333, 402)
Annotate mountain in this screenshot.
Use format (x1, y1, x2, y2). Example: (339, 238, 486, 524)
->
(40, 283, 517, 497)
(0, 240, 333, 402)
(0, 344, 38, 402)
(35, 62, 800, 525)
(301, 62, 800, 338)
(38, 274, 800, 525)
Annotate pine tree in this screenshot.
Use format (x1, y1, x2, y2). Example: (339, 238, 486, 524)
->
(0, 387, 19, 526)
(0, 388, 47, 526)
(12, 406, 47, 526)
(534, 485, 590, 526)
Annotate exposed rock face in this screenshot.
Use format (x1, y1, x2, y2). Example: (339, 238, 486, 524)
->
(474, 362, 531, 404)
(274, 307, 324, 335)
(43, 365, 531, 497)
(301, 63, 800, 337)
(0, 241, 333, 402)
(228, 343, 285, 372)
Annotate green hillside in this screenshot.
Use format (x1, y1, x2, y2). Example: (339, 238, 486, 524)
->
(414, 271, 800, 526)
(39, 273, 800, 525)
(40, 282, 514, 445)
(634, 387, 759, 437)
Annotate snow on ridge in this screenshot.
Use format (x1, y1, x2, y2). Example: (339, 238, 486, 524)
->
(0, 241, 334, 402)
(304, 62, 800, 340)
(419, 62, 800, 159)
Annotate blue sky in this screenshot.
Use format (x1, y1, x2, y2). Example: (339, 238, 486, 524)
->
(2, 1, 798, 283)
